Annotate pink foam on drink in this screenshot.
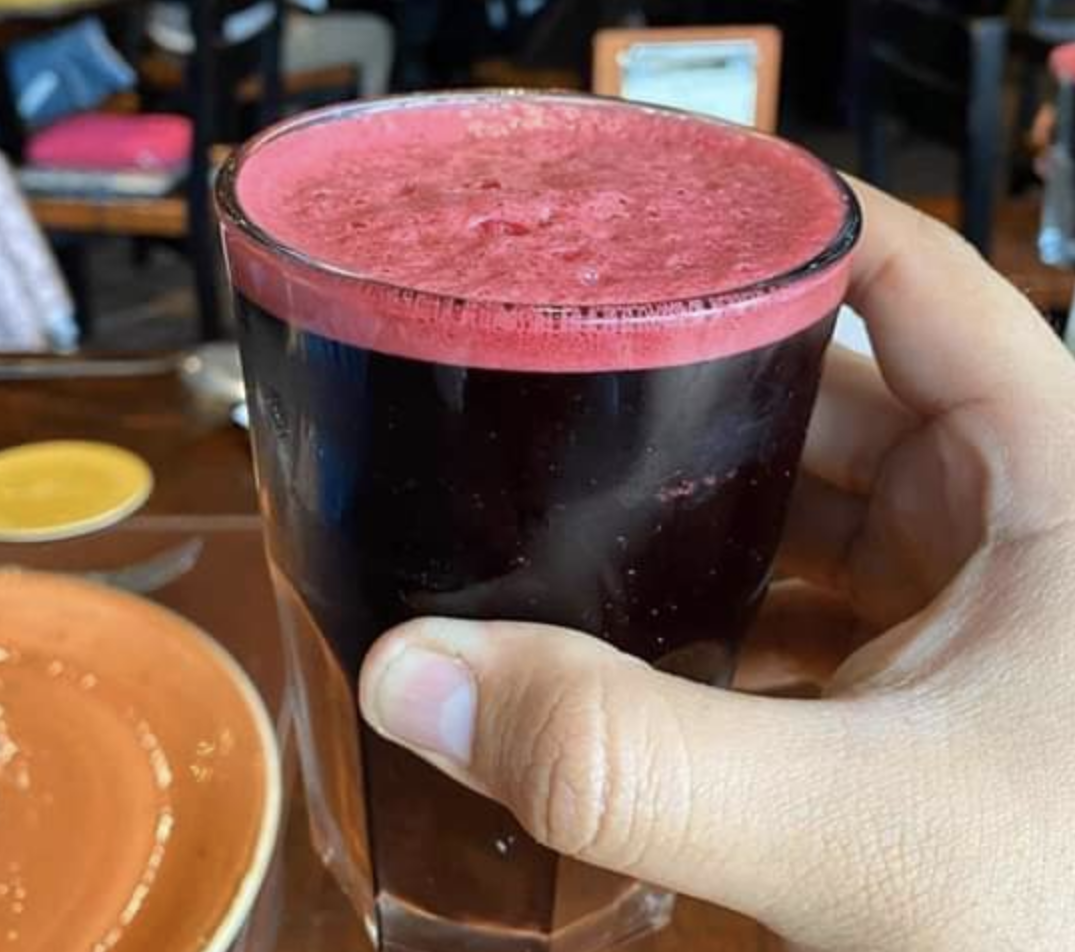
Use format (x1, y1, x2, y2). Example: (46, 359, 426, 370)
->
(224, 94, 857, 371)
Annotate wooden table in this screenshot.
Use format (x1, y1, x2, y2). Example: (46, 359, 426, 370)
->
(913, 192, 1075, 318)
(2, 370, 256, 513)
(0, 359, 786, 952)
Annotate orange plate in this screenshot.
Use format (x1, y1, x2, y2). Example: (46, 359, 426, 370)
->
(0, 572, 280, 952)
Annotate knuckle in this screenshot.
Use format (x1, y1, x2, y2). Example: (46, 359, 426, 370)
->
(914, 208, 984, 265)
(508, 675, 634, 861)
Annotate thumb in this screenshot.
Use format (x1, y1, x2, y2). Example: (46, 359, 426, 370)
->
(358, 617, 869, 925)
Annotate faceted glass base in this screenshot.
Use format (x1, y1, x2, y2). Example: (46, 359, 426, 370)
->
(371, 883, 675, 952)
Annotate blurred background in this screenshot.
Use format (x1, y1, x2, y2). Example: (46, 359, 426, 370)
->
(2, 0, 1073, 352)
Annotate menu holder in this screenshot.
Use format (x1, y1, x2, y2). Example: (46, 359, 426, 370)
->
(592, 26, 782, 133)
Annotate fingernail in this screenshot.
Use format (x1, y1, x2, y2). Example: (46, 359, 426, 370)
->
(371, 647, 476, 764)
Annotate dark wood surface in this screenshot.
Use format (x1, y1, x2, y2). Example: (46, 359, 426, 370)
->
(0, 363, 282, 713)
(273, 864, 785, 952)
(0, 370, 257, 514)
(27, 194, 191, 237)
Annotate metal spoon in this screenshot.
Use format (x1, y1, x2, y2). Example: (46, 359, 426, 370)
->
(81, 537, 206, 594)
(1, 537, 206, 595)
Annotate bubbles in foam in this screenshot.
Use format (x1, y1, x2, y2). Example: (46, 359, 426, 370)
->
(228, 95, 857, 370)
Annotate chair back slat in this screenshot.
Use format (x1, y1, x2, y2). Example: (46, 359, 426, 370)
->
(852, 0, 1008, 253)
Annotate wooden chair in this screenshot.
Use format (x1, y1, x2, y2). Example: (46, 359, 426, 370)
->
(463, 0, 603, 90)
(1018, 0, 1075, 43)
(850, 0, 1008, 256)
(6, 0, 284, 341)
(592, 25, 782, 133)
(458, 0, 649, 92)
(140, 52, 358, 116)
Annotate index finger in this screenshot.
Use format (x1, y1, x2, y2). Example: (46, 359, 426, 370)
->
(846, 179, 1070, 417)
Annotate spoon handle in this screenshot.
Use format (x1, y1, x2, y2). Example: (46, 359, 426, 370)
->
(0, 538, 206, 595)
(0, 355, 181, 381)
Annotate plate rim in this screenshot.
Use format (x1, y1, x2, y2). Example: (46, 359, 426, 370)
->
(0, 570, 283, 952)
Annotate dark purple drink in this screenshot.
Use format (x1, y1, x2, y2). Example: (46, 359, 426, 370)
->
(218, 92, 859, 952)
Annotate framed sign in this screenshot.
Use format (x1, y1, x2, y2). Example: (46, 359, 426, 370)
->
(592, 26, 782, 133)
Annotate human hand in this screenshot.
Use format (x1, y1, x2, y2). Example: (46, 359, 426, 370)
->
(359, 182, 1075, 951)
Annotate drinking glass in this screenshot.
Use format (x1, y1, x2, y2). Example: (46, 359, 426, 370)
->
(217, 91, 860, 952)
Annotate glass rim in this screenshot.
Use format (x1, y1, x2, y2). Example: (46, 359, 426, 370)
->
(216, 89, 862, 315)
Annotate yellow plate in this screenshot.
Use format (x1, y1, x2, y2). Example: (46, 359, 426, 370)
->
(0, 441, 153, 542)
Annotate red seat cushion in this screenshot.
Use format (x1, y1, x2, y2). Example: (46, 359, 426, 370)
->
(26, 113, 192, 171)
(1052, 42, 1075, 83)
